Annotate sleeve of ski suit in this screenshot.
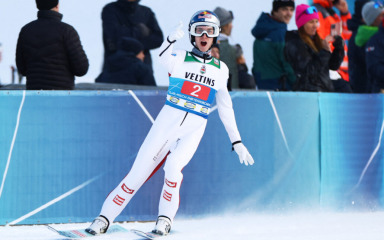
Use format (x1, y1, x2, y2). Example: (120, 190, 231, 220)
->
(216, 85, 242, 143)
(157, 38, 180, 73)
(157, 38, 242, 144)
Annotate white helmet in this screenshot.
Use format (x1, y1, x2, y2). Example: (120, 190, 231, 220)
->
(188, 10, 221, 48)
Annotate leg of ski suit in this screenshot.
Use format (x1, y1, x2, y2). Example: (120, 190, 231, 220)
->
(99, 105, 206, 223)
(158, 109, 206, 221)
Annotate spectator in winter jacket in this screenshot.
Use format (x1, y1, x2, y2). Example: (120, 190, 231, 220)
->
(211, 44, 220, 59)
(214, 7, 253, 90)
(213, 7, 237, 89)
(16, 0, 89, 90)
(312, 0, 351, 89)
(209, 43, 255, 89)
(96, 37, 156, 86)
(235, 44, 256, 89)
(285, 4, 344, 92)
(347, 0, 370, 93)
(101, 0, 163, 73)
(251, 0, 295, 91)
(351, 1, 384, 93)
(366, 18, 384, 93)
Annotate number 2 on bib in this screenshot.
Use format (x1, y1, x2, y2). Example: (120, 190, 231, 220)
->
(181, 81, 211, 101)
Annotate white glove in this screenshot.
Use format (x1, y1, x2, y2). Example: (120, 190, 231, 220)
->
(234, 143, 254, 166)
(168, 21, 184, 42)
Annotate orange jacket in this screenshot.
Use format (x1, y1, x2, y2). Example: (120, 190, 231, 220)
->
(313, 0, 352, 81)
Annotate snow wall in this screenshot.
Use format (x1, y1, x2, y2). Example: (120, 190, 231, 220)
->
(0, 90, 383, 225)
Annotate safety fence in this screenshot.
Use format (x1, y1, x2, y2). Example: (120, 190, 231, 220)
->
(0, 90, 382, 225)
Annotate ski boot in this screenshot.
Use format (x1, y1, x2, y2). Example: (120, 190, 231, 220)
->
(85, 215, 109, 235)
(152, 216, 172, 235)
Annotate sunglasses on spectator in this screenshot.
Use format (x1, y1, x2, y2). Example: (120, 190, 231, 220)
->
(297, 6, 318, 19)
(374, 0, 384, 9)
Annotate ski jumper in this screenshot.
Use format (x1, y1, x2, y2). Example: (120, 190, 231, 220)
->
(98, 38, 242, 223)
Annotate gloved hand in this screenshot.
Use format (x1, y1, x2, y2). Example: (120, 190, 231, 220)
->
(332, 35, 344, 50)
(234, 143, 254, 166)
(168, 21, 184, 42)
(137, 23, 151, 38)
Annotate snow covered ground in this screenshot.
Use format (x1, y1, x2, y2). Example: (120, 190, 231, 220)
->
(1, 211, 384, 240)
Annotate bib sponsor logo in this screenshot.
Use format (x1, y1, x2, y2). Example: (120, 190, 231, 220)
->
(185, 72, 215, 86)
(184, 102, 196, 109)
(200, 107, 209, 114)
(169, 96, 180, 104)
(200, 65, 206, 74)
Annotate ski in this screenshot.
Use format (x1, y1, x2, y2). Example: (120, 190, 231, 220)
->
(131, 229, 167, 239)
(47, 224, 128, 238)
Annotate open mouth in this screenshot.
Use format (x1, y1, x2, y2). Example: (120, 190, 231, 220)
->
(201, 41, 207, 47)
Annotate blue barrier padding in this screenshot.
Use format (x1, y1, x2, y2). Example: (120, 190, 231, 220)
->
(319, 93, 384, 210)
(0, 91, 383, 225)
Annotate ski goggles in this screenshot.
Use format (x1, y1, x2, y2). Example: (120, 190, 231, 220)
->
(374, 0, 384, 9)
(190, 22, 220, 37)
(297, 6, 318, 19)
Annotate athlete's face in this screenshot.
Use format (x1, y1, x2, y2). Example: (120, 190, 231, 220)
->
(194, 25, 214, 52)
(195, 34, 213, 52)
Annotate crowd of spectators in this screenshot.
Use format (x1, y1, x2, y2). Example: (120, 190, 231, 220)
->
(6, 0, 384, 93)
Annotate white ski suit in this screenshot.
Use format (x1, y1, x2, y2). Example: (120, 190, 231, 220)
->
(99, 38, 243, 224)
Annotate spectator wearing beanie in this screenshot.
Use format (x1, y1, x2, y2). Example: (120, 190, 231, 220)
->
(284, 4, 345, 92)
(214, 7, 255, 90)
(16, 0, 89, 90)
(251, 0, 295, 91)
(351, 1, 384, 92)
(213, 7, 238, 90)
(96, 37, 156, 86)
(365, 3, 384, 93)
(347, 0, 371, 93)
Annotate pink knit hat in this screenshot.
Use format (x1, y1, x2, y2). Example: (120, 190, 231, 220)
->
(295, 4, 319, 29)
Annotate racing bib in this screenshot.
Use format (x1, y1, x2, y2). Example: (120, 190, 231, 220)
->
(166, 77, 217, 118)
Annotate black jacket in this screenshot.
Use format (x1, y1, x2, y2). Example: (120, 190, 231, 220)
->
(96, 51, 156, 86)
(101, 0, 163, 70)
(365, 25, 384, 92)
(284, 31, 344, 92)
(16, 10, 89, 90)
(347, 13, 369, 93)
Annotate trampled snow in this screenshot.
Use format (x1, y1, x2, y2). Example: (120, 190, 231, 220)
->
(1, 212, 384, 240)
